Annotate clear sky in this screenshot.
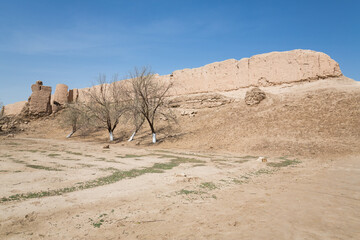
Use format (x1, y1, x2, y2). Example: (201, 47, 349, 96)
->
(0, 0, 359, 105)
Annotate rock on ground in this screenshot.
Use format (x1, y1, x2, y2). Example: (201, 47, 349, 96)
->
(245, 87, 266, 105)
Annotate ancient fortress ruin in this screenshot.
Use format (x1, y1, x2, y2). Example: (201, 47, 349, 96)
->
(3, 49, 342, 116)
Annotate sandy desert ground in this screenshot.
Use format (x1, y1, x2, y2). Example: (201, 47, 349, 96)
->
(0, 137, 359, 239)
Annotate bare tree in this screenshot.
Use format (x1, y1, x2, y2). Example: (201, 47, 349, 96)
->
(127, 107, 145, 142)
(124, 82, 145, 142)
(127, 67, 174, 143)
(83, 74, 127, 141)
(60, 102, 89, 138)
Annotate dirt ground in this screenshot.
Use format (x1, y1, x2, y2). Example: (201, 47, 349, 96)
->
(0, 137, 359, 239)
(1, 77, 360, 239)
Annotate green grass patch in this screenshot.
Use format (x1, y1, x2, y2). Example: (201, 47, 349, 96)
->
(235, 160, 249, 164)
(105, 159, 120, 163)
(1, 156, 204, 203)
(99, 167, 119, 172)
(63, 158, 80, 161)
(48, 153, 61, 157)
(177, 189, 204, 195)
(92, 221, 103, 228)
(233, 179, 245, 184)
(5, 142, 20, 146)
(156, 154, 178, 159)
(155, 150, 211, 158)
(199, 182, 217, 190)
(26, 164, 62, 171)
(267, 159, 301, 168)
(193, 163, 206, 167)
(95, 158, 119, 163)
(118, 154, 146, 158)
(18, 150, 38, 153)
(235, 155, 258, 159)
(66, 151, 82, 156)
(13, 159, 25, 164)
(77, 163, 94, 168)
(254, 168, 274, 175)
(89, 213, 108, 228)
(211, 159, 227, 162)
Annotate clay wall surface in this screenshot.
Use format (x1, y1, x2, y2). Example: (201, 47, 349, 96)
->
(52, 84, 69, 112)
(4, 49, 343, 113)
(29, 81, 52, 116)
(53, 84, 69, 105)
(2, 101, 27, 116)
(168, 49, 342, 95)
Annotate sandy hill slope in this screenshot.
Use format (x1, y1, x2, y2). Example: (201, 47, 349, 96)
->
(13, 76, 360, 159)
(158, 76, 360, 158)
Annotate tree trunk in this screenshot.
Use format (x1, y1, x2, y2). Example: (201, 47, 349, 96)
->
(109, 131, 114, 141)
(66, 130, 75, 138)
(128, 131, 137, 142)
(152, 133, 156, 143)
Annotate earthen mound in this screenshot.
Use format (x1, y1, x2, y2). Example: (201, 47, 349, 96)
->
(244, 87, 266, 105)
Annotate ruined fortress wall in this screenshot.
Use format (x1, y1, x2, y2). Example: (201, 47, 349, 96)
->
(4, 49, 342, 115)
(29, 81, 52, 116)
(3, 101, 27, 116)
(168, 49, 342, 95)
(76, 49, 341, 100)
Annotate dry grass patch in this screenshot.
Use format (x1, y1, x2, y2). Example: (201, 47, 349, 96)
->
(26, 164, 62, 171)
(0, 156, 205, 203)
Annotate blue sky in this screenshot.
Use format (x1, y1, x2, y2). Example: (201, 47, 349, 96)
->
(0, 0, 359, 105)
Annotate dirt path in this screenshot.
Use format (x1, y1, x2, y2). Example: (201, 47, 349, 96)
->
(0, 137, 359, 239)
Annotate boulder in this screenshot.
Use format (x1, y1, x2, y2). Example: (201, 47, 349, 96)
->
(28, 81, 52, 116)
(245, 87, 266, 105)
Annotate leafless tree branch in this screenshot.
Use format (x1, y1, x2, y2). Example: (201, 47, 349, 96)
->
(126, 67, 175, 143)
(83, 74, 127, 141)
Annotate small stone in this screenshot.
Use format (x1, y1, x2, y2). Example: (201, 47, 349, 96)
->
(7, 134, 14, 138)
(257, 157, 267, 162)
(180, 110, 197, 117)
(103, 145, 110, 149)
(175, 173, 187, 177)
